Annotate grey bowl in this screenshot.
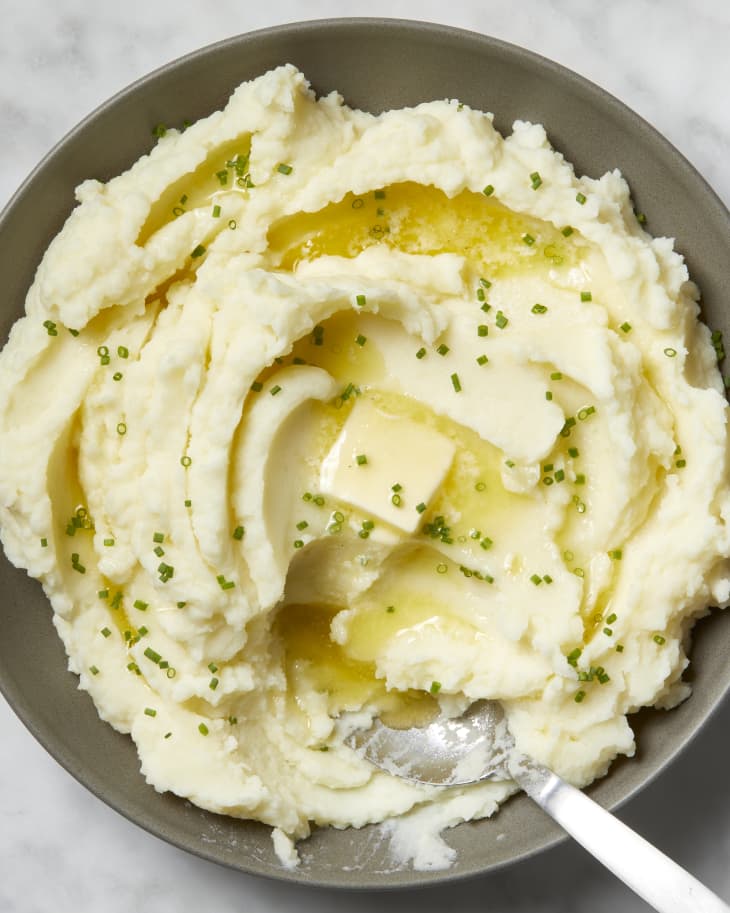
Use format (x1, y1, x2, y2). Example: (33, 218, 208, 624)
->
(0, 18, 728, 890)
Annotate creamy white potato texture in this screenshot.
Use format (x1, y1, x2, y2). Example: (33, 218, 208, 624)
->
(1, 65, 729, 870)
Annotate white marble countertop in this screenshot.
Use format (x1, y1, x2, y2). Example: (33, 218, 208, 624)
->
(1, 2, 729, 911)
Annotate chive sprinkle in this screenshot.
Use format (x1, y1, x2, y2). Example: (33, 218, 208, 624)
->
(476, 354, 489, 366)
(250, 381, 263, 392)
(144, 707, 157, 717)
(581, 291, 592, 302)
(212, 205, 221, 218)
(430, 681, 442, 693)
(664, 347, 677, 358)
(356, 454, 367, 465)
(270, 385, 282, 396)
(530, 574, 542, 585)
(191, 244, 206, 259)
(482, 184, 495, 196)
(653, 634, 666, 645)
(209, 677, 219, 690)
(495, 311, 508, 329)
(451, 373, 462, 392)
(355, 294, 367, 307)
(40, 537, 48, 548)
(436, 343, 450, 356)
(180, 455, 192, 467)
(416, 502, 427, 513)
(477, 324, 488, 337)
(531, 303, 547, 314)
(620, 322, 632, 334)
(144, 647, 162, 664)
(574, 690, 586, 703)
(101, 627, 112, 638)
(522, 233, 536, 246)
(576, 192, 587, 205)
(277, 163, 293, 175)
(117, 422, 127, 435)
(416, 347, 426, 359)
(355, 334, 367, 346)
(561, 226, 574, 237)
(90, 665, 99, 676)
(233, 525, 245, 540)
(198, 723, 209, 735)
(43, 320, 58, 336)
(530, 171, 542, 189)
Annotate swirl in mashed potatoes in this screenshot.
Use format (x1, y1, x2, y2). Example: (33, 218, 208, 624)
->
(1, 65, 729, 869)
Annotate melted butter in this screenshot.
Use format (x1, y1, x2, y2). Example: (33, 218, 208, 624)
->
(268, 182, 580, 276)
(137, 136, 251, 245)
(276, 601, 437, 724)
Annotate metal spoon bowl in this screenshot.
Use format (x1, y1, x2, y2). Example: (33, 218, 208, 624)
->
(348, 700, 729, 913)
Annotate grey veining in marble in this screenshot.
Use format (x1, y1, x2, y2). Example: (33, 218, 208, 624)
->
(1, 2, 729, 912)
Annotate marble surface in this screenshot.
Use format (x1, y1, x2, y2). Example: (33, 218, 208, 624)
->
(1, 1, 729, 911)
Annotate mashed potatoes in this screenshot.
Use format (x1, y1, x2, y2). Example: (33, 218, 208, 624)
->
(1, 64, 729, 869)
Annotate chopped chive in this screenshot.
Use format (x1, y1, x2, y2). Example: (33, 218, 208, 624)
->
(356, 454, 368, 465)
(505, 460, 515, 468)
(480, 536, 493, 550)
(575, 473, 586, 485)
(522, 233, 536, 246)
(477, 324, 488, 337)
(180, 455, 192, 467)
(153, 545, 165, 557)
(138, 625, 148, 637)
(184, 499, 191, 507)
(495, 311, 508, 328)
(554, 469, 565, 482)
(296, 520, 309, 531)
(436, 563, 448, 574)
(144, 647, 162, 664)
(476, 287, 486, 302)
(116, 422, 127, 435)
(616, 644, 625, 653)
(480, 278, 492, 289)
(89, 665, 99, 676)
(475, 481, 486, 491)
(212, 204, 221, 218)
(152, 532, 164, 544)
(562, 226, 574, 237)
(374, 189, 386, 200)
(355, 293, 367, 308)
(416, 347, 426, 359)
(430, 681, 442, 693)
(574, 567, 585, 578)
(386, 605, 396, 613)
(391, 493, 402, 506)
(209, 677, 219, 690)
(566, 647, 582, 666)
(530, 171, 542, 189)
(530, 573, 542, 585)
(198, 723, 209, 735)
(277, 163, 293, 175)
(577, 406, 596, 420)
(608, 549, 622, 560)
(416, 502, 427, 513)
(550, 371, 563, 380)
(112, 371, 123, 382)
(574, 690, 586, 703)
(531, 303, 548, 314)
(676, 459, 687, 468)
(233, 526, 245, 540)
(580, 291, 593, 302)
(576, 192, 587, 205)
(481, 301, 491, 313)
(603, 627, 613, 636)
(450, 373, 462, 392)
(436, 343, 450, 356)
(250, 381, 263, 393)
(543, 575, 553, 584)
(144, 707, 157, 717)
(620, 322, 632, 334)
(355, 334, 367, 346)
(98, 588, 109, 600)
(270, 385, 282, 396)
(568, 446, 579, 458)
(40, 537, 48, 548)
(482, 184, 495, 196)
(476, 354, 489, 366)
(313, 495, 325, 506)
(653, 634, 666, 645)
(391, 483, 402, 492)
(663, 347, 677, 358)
(68, 328, 80, 337)
(190, 244, 206, 259)
(545, 391, 553, 401)
(101, 627, 112, 638)
(43, 319, 58, 336)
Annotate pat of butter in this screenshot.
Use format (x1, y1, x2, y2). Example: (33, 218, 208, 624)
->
(320, 398, 455, 532)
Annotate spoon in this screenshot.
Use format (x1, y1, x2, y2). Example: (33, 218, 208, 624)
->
(348, 700, 729, 913)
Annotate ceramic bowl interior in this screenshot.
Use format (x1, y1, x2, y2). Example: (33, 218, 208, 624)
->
(1, 18, 729, 890)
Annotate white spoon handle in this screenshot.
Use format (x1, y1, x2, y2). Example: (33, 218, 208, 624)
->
(512, 763, 729, 913)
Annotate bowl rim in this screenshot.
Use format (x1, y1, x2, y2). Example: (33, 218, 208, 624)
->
(1, 16, 729, 891)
